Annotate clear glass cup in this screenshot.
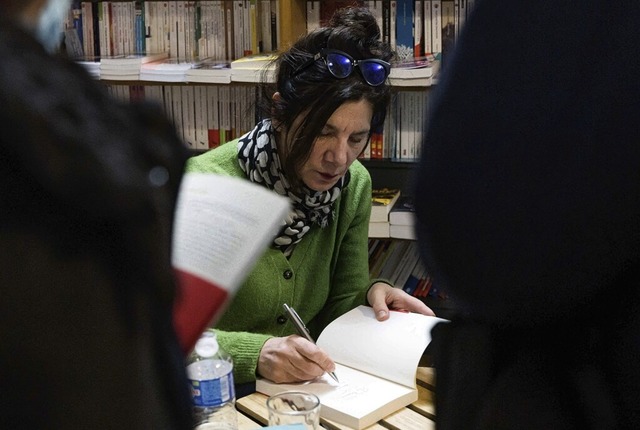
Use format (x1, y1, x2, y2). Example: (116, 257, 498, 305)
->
(266, 391, 321, 430)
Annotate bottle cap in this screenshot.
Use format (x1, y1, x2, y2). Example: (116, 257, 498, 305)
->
(194, 333, 219, 358)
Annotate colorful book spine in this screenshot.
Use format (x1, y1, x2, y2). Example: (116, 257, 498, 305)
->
(71, 1, 83, 46)
(413, 0, 422, 57)
(395, 0, 413, 61)
(134, 1, 145, 53)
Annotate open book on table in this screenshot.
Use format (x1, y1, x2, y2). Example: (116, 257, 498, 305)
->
(256, 305, 447, 429)
(171, 173, 289, 354)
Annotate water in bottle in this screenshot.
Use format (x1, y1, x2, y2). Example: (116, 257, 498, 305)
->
(186, 331, 238, 430)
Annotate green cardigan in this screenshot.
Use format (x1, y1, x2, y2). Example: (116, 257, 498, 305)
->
(186, 139, 376, 383)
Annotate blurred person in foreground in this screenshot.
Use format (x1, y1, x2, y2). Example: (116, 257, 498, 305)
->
(414, 1, 640, 429)
(0, 0, 193, 428)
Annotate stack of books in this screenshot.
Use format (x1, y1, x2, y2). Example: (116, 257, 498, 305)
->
(230, 53, 277, 83)
(74, 55, 101, 79)
(368, 188, 401, 238)
(388, 54, 441, 87)
(186, 58, 232, 84)
(139, 58, 199, 82)
(100, 52, 169, 80)
(389, 196, 416, 240)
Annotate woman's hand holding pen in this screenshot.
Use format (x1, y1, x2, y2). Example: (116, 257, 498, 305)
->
(367, 281, 436, 321)
(257, 335, 337, 383)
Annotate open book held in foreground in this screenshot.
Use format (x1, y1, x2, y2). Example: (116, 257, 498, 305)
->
(171, 173, 290, 354)
(256, 306, 447, 429)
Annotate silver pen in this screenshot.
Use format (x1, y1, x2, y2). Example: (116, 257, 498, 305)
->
(282, 303, 339, 383)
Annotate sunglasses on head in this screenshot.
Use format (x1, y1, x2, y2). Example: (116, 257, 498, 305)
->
(291, 48, 391, 87)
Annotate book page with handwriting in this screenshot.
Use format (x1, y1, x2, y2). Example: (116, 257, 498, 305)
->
(257, 363, 416, 429)
(256, 306, 447, 429)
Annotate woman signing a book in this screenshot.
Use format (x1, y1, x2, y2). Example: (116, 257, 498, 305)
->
(187, 7, 434, 388)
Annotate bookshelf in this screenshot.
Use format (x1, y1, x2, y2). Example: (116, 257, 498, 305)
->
(77, 0, 306, 57)
(69, 1, 457, 315)
(361, 159, 417, 195)
(70, 1, 437, 157)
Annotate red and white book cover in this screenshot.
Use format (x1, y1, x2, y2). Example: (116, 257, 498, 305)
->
(171, 173, 289, 354)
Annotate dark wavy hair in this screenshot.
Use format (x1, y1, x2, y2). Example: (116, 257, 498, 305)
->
(257, 6, 393, 190)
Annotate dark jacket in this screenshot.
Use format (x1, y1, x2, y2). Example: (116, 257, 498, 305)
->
(414, 1, 640, 429)
(0, 19, 192, 429)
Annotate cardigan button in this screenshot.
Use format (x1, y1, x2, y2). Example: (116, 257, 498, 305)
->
(277, 315, 287, 324)
(283, 269, 293, 280)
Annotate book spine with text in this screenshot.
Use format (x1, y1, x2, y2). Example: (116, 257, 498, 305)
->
(206, 86, 220, 149)
(307, 1, 321, 33)
(413, 0, 422, 57)
(389, 1, 397, 50)
(134, 1, 146, 53)
(422, 0, 432, 54)
(431, 0, 441, 53)
(260, 0, 272, 51)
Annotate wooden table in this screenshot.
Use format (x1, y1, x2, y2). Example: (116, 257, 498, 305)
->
(235, 367, 436, 430)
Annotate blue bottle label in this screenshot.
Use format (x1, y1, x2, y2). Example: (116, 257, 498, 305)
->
(190, 371, 235, 407)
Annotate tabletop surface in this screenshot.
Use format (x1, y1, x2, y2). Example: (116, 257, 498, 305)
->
(234, 367, 436, 430)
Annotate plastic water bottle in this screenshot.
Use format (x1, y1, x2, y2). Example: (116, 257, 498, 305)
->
(186, 331, 238, 430)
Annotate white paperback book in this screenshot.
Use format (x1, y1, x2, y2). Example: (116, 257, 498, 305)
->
(171, 173, 290, 353)
(256, 305, 447, 429)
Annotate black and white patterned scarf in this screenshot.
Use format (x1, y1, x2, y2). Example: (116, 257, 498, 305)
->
(237, 119, 349, 257)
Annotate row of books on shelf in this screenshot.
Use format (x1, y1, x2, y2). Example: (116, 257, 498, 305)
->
(67, 1, 280, 61)
(307, 0, 476, 62)
(76, 52, 277, 83)
(66, 2, 442, 86)
(104, 83, 257, 150)
(372, 89, 430, 160)
(66, 1, 473, 64)
(101, 82, 430, 160)
(368, 238, 446, 300)
(74, 51, 438, 87)
(369, 189, 417, 238)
